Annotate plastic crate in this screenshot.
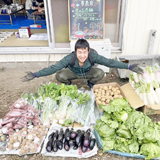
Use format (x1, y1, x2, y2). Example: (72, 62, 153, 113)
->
(116, 54, 160, 78)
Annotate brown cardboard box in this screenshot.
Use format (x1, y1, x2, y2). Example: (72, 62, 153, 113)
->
(121, 83, 160, 115)
(93, 83, 126, 113)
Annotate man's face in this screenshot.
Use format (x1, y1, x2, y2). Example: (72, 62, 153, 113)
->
(76, 48, 89, 64)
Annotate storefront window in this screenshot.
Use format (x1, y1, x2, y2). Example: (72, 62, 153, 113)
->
(52, 0, 126, 49)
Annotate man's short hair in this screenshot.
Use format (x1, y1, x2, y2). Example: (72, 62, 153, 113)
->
(75, 39, 90, 52)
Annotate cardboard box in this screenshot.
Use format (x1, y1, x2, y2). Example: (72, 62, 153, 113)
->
(121, 83, 160, 115)
(18, 27, 31, 38)
(94, 82, 160, 115)
(93, 82, 126, 113)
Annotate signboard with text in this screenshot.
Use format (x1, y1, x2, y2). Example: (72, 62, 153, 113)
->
(69, 0, 104, 40)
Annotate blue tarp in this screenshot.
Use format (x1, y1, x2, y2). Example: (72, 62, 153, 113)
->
(0, 15, 46, 29)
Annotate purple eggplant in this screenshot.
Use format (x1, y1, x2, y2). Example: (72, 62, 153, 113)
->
(53, 130, 58, 141)
(69, 140, 76, 147)
(52, 140, 58, 152)
(64, 140, 70, 151)
(89, 138, 96, 150)
(46, 139, 53, 152)
(76, 131, 84, 147)
(57, 140, 63, 150)
(83, 131, 90, 147)
(73, 144, 78, 150)
(48, 132, 55, 140)
(64, 128, 69, 139)
(65, 129, 71, 141)
(70, 128, 78, 140)
(58, 128, 64, 142)
(82, 145, 88, 153)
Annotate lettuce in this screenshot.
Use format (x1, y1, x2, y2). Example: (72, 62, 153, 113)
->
(140, 143, 160, 159)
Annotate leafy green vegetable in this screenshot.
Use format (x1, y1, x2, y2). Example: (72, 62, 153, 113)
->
(140, 143, 160, 159)
(77, 93, 91, 105)
(94, 98, 160, 159)
(62, 119, 73, 127)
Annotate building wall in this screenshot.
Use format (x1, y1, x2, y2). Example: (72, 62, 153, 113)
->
(122, 0, 160, 55)
(1, 0, 160, 65)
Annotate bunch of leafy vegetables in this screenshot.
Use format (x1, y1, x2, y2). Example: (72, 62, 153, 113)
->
(36, 82, 89, 104)
(94, 98, 160, 159)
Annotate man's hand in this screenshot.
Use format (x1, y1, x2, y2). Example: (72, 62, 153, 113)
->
(22, 72, 36, 82)
(129, 64, 143, 74)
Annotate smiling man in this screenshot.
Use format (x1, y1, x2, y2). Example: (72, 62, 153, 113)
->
(22, 39, 143, 88)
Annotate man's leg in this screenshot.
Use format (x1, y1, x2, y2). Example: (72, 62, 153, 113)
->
(56, 68, 78, 85)
(85, 68, 105, 84)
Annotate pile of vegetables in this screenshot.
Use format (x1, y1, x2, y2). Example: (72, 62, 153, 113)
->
(129, 64, 160, 105)
(22, 82, 95, 127)
(46, 128, 96, 153)
(94, 85, 123, 106)
(7, 124, 48, 155)
(1, 99, 41, 135)
(94, 98, 160, 159)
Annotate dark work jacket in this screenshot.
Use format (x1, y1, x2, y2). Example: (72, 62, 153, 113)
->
(35, 52, 128, 78)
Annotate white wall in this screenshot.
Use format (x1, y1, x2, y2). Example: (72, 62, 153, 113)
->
(122, 0, 160, 55)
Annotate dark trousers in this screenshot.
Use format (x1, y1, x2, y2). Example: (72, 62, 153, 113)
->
(56, 67, 105, 85)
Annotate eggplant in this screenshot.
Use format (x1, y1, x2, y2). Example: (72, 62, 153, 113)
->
(83, 131, 90, 147)
(68, 140, 75, 147)
(65, 129, 71, 141)
(75, 131, 84, 147)
(57, 140, 63, 150)
(70, 128, 77, 140)
(82, 145, 88, 153)
(53, 130, 58, 141)
(58, 128, 64, 142)
(48, 132, 55, 140)
(52, 140, 58, 152)
(73, 144, 78, 150)
(46, 139, 53, 152)
(64, 140, 70, 151)
(89, 138, 96, 150)
(64, 128, 69, 139)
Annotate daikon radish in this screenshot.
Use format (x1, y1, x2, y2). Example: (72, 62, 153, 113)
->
(152, 90, 160, 104)
(146, 92, 155, 105)
(152, 80, 160, 100)
(142, 93, 148, 105)
(155, 71, 160, 83)
(156, 88, 160, 100)
(133, 72, 139, 83)
(138, 74, 143, 81)
(139, 93, 143, 101)
(142, 71, 152, 83)
(146, 83, 155, 105)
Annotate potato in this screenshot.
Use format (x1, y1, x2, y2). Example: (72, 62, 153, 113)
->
(101, 98, 105, 102)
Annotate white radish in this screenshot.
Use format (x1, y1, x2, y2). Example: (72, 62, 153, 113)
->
(156, 88, 160, 100)
(142, 93, 148, 105)
(152, 90, 160, 104)
(133, 72, 139, 83)
(138, 74, 143, 81)
(135, 88, 140, 96)
(139, 93, 143, 101)
(151, 73, 155, 81)
(146, 92, 155, 105)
